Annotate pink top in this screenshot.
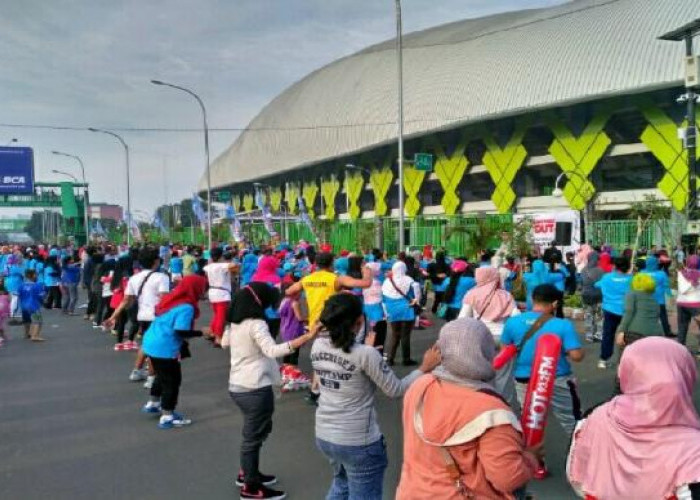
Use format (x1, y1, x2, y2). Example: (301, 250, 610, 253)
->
(0, 294, 9, 318)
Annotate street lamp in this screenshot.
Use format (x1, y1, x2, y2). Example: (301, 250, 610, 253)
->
(151, 79, 212, 250)
(659, 19, 700, 217)
(89, 127, 132, 246)
(394, 0, 406, 252)
(52, 150, 90, 243)
(51, 169, 78, 183)
(552, 171, 596, 243)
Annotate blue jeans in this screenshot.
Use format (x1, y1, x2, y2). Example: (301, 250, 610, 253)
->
(316, 437, 388, 500)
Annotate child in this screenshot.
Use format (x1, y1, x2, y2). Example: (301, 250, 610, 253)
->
(19, 270, 46, 342)
(279, 283, 310, 392)
(0, 278, 9, 345)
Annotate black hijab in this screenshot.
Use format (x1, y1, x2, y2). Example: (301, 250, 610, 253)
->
(229, 282, 280, 324)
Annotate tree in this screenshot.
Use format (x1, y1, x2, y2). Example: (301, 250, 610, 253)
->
(629, 194, 674, 264)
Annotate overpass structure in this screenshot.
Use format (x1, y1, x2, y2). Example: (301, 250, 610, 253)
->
(0, 182, 89, 244)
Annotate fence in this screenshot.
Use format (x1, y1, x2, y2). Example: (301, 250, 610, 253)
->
(108, 215, 681, 255)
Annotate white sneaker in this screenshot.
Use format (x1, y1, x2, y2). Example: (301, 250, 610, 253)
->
(597, 360, 610, 370)
(143, 375, 156, 389)
(129, 369, 147, 382)
(158, 412, 191, 429)
(141, 401, 161, 414)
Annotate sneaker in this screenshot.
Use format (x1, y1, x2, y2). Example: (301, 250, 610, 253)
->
(158, 412, 192, 429)
(235, 471, 277, 487)
(597, 360, 610, 370)
(240, 484, 286, 499)
(141, 402, 161, 414)
(129, 369, 147, 382)
(143, 375, 156, 389)
(92, 323, 101, 329)
(533, 462, 549, 480)
(114, 342, 126, 351)
(129, 341, 140, 351)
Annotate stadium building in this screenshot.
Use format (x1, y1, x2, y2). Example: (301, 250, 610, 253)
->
(200, 0, 699, 249)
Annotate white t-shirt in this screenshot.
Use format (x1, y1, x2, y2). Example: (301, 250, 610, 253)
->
(125, 270, 170, 321)
(204, 262, 232, 303)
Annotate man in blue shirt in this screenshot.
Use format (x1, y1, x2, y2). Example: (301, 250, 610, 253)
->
(501, 283, 584, 479)
(595, 257, 632, 369)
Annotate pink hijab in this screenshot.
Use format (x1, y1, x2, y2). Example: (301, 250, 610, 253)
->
(568, 337, 700, 499)
(251, 255, 281, 285)
(462, 267, 515, 322)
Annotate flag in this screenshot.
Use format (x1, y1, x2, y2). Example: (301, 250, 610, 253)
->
(124, 211, 141, 241)
(192, 194, 207, 225)
(153, 214, 167, 233)
(225, 203, 245, 243)
(254, 186, 278, 238)
(297, 196, 318, 242)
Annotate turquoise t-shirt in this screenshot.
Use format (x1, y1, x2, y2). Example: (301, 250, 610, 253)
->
(501, 312, 582, 379)
(444, 276, 476, 309)
(595, 272, 632, 316)
(142, 304, 194, 359)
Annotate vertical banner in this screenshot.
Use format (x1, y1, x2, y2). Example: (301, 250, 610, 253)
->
(191, 194, 207, 227)
(153, 214, 167, 234)
(225, 204, 245, 243)
(297, 196, 318, 242)
(124, 212, 141, 241)
(255, 186, 279, 238)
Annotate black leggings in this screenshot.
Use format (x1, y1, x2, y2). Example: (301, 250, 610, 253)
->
(44, 286, 62, 309)
(431, 291, 445, 314)
(230, 387, 274, 489)
(150, 357, 182, 411)
(387, 320, 413, 363)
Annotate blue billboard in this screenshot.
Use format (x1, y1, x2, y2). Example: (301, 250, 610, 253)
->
(0, 147, 34, 194)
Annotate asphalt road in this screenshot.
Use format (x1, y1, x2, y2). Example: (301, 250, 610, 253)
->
(2, 305, 700, 500)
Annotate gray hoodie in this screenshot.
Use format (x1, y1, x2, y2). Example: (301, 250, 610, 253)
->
(311, 336, 422, 446)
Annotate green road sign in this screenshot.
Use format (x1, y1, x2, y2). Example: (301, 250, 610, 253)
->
(215, 191, 231, 202)
(414, 153, 433, 171)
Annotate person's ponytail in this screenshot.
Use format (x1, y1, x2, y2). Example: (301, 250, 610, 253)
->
(320, 294, 363, 353)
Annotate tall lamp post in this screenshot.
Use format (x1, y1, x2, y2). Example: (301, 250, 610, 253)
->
(52, 150, 90, 243)
(395, 0, 406, 252)
(659, 19, 700, 218)
(89, 128, 132, 246)
(552, 171, 596, 244)
(151, 79, 212, 250)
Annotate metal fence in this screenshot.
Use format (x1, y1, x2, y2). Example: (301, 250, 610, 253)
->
(109, 215, 681, 254)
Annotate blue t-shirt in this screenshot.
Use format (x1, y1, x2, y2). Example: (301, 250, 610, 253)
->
(595, 272, 632, 316)
(142, 304, 195, 359)
(170, 257, 184, 274)
(642, 270, 670, 305)
(501, 312, 582, 379)
(19, 282, 46, 313)
(550, 266, 568, 292)
(43, 265, 61, 287)
(444, 276, 476, 309)
(61, 264, 81, 285)
(5, 264, 25, 293)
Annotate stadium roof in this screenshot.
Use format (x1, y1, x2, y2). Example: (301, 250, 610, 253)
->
(201, 0, 698, 190)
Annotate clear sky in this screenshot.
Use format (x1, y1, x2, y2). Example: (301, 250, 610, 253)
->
(0, 0, 566, 217)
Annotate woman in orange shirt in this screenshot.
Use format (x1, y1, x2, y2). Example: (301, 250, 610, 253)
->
(397, 318, 539, 499)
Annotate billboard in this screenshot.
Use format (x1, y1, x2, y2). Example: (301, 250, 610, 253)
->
(514, 210, 581, 255)
(0, 146, 35, 194)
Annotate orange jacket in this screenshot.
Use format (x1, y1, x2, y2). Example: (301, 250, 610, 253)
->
(396, 374, 536, 500)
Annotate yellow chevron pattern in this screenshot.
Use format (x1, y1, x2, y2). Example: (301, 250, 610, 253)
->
(302, 181, 319, 219)
(403, 165, 425, 216)
(432, 135, 469, 215)
(482, 125, 528, 213)
(345, 171, 365, 221)
(284, 183, 300, 215)
(321, 175, 340, 219)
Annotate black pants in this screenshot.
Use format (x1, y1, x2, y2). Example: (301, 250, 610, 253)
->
(115, 310, 128, 343)
(150, 357, 182, 411)
(372, 320, 387, 350)
(230, 387, 274, 489)
(660, 304, 673, 336)
(601, 311, 622, 361)
(282, 349, 300, 365)
(267, 318, 280, 340)
(387, 320, 413, 363)
(127, 304, 139, 339)
(95, 296, 111, 325)
(431, 291, 445, 314)
(86, 291, 100, 316)
(677, 305, 700, 346)
(444, 307, 460, 321)
(44, 286, 62, 309)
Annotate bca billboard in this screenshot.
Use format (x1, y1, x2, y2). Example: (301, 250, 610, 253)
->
(0, 147, 35, 194)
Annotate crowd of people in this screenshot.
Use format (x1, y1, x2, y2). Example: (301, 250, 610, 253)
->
(1, 239, 700, 499)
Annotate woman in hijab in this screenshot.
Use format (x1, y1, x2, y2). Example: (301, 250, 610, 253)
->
(240, 252, 259, 287)
(250, 255, 283, 338)
(140, 275, 207, 429)
(574, 244, 594, 273)
(428, 251, 450, 314)
(523, 259, 551, 311)
(581, 252, 604, 342)
(442, 260, 475, 321)
(459, 267, 521, 409)
(397, 318, 538, 499)
(567, 337, 700, 499)
(228, 282, 318, 500)
(677, 254, 700, 352)
(382, 261, 422, 366)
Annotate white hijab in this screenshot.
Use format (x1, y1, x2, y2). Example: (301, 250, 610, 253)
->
(382, 261, 415, 299)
